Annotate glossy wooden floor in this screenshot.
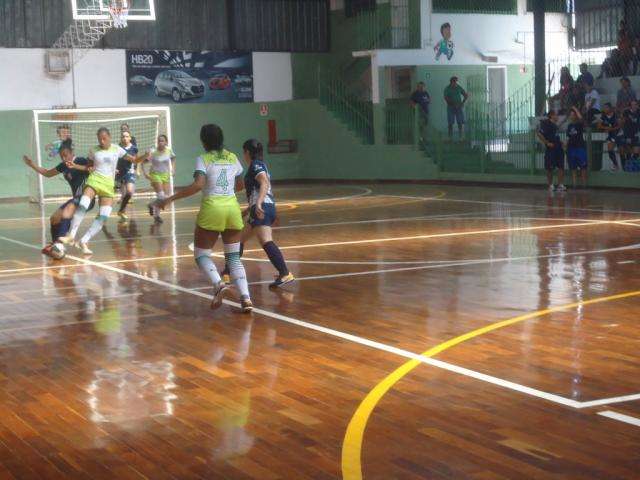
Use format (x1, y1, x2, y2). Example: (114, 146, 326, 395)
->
(1, 184, 640, 479)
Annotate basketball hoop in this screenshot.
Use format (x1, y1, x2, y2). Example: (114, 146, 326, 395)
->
(109, 0, 129, 28)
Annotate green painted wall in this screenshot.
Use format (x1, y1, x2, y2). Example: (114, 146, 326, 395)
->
(413, 64, 534, 131)
(0, 110, 35, 199)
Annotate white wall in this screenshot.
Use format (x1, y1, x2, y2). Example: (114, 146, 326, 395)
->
(0, 48, 293, 110)
(252, 52, 293, 102)
(375, 11, 569, 67)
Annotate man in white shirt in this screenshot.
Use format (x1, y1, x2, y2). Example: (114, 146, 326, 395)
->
(584, 85, 601, 124)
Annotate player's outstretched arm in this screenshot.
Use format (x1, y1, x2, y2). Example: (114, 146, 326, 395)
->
(22, 155, 59, 178)
(127, 151, 149, 164)
(158, 174, 205, 209)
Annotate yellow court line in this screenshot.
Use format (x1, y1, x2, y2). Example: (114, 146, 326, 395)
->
(341, 289, 640, 480)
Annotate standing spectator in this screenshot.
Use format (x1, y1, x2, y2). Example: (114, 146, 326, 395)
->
(632, 37, 640, 75)
(584, 83, 601, 124)
(537, 111, 566, 192)
(410, 81, 431, 140)
(443, 76, 468, 141)
(576, 63, 594, 89)
(617, 77, 637, 111)
(557, 67, 579, 113)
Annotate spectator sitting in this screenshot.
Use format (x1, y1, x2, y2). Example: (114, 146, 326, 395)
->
(576, 63, 594, 89)
(617, 77, 637, 111)
(584, 83, 601, 124)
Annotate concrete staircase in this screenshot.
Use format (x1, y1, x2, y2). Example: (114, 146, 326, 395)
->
(292, 99, 439, 180)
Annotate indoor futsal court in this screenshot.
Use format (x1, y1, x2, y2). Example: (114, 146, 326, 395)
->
(2, 0, 640, 479)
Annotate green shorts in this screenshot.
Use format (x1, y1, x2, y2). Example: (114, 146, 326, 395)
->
(86, 172, 115, 198)
(196, 195, 244, 232)
(149, 171, 170, 184)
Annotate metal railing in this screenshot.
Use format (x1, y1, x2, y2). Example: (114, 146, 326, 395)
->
(353, 0, 421, 50)
(318, 67, 374, 144)
(432, 0, 517, 15)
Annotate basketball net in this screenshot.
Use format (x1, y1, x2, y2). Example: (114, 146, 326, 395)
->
(109, 0, 129, 29)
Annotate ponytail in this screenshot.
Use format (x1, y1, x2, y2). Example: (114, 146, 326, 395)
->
(242, 138, 263, 160)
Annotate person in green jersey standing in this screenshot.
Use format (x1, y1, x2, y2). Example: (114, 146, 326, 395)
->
(444, 76, 469, 141)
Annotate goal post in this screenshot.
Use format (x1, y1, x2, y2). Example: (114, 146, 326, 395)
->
(29, 106, 172, 205)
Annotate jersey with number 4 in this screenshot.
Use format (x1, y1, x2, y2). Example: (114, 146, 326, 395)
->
(194, 149, 243, 198)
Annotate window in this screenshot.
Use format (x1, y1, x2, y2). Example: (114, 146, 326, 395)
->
(345, 0, 376, 17)
(431, 0, 517, 15)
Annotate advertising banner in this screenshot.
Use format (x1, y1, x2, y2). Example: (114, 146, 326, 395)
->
(126, 50, 253, 104)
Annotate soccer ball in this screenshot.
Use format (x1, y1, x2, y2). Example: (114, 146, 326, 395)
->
(50, 242, 66, 260)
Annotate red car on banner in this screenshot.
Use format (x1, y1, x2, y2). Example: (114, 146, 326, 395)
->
(209, 74, 231, 90)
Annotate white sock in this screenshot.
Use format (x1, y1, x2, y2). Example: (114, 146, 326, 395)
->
(80, 206, 111, 244)
(68, 195, 91, 238)
(194, 248, 221, 286)
(225, 242, 250, 299)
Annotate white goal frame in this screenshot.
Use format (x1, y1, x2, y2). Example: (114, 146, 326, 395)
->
(31, 106, 172, 205)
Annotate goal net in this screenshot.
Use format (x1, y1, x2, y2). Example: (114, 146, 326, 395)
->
(29, 107, 172, 204)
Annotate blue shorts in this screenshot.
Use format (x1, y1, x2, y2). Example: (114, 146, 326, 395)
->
(116, 172, 137, 186)
(447, 106, 465, 126)
(607, 134, 619, 144)
(248, 203, 277, 227)
(567, 147, 587, 170)
(544, 147, 564, 170)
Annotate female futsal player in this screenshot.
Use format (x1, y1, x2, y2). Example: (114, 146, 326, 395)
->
(222, 139, 294, 288)
(144, 134, 175, 223)
(60, 127, 147, 255)
(157, 124, 253, 313)
(115, 130, 139, 222)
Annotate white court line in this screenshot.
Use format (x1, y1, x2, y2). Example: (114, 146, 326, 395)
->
(383, 193, 640, 217)
(598, 411, 640, 427)
(578, 393, 640, 409)
(0, 187, 373, 223)
(2, 234, 640, 413)
(192, 241, 640, 287)
(88, 208, 537, 245)
(0, 292, 142, 306)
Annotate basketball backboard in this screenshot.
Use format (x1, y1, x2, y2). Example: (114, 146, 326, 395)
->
(71, 0, 156, 21)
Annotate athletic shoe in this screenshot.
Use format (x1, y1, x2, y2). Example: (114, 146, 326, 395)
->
(147, 202, 156, 217)
(118, 211, 128, 223)
(211, 282, 229, 310)
(240, 296, 253, 313)
(77, 242, 93, 255)
(222, 274, 231, 285)
(269, 273, 296, 289)
(556, 184, 567, 192)
(58, 235, 75, 245)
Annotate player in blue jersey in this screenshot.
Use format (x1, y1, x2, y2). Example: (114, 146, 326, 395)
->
(115, 130, 139, 222)
(623, 100, 640, 170)
(22, 141, 95, 259)
(564, 107, 588, 188)
(597, 103, 621, 171)
(222, 139, 294, 288)
(536, 111, 566, 192)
